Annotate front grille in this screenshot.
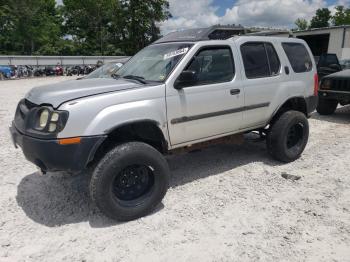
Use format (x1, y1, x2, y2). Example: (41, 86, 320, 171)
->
(332, 79, 350, 92)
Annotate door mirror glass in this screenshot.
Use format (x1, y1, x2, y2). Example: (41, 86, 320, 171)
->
(174, 70, 197, 89)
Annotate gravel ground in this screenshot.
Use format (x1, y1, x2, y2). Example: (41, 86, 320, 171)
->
(0, 77, 350, 262)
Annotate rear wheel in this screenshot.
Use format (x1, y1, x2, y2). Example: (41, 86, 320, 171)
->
(90, 142, 170, 221)
(267, 111, 309, 163)
(316, 97, 338, 115)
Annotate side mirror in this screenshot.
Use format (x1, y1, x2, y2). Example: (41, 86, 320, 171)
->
(174, 70, 197, 89)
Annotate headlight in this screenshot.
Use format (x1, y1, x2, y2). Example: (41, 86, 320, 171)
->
(34, 107, 68, 133)
(321, 79, 331, 90)
(39, 109, 50, 129)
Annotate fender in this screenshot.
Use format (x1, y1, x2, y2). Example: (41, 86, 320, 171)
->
(57, 84, 169, 142)
(268, 96, 308, 124)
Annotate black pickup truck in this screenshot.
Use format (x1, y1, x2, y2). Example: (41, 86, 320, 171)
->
(316, 54, 350, 115)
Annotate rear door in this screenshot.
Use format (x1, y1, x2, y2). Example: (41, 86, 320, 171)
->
(238, 40, 283, 128)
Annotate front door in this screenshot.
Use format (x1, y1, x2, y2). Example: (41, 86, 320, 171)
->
(166, 45, 244, 146)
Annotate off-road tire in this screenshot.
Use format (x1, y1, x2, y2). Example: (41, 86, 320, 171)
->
(267, 111, 309, 163)
(90, 142, 170, 221)
(316, 97, 338, 115)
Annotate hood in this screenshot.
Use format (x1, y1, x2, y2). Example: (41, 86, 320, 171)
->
(26, 78, 144, 108)
(325, 69, 350, 79)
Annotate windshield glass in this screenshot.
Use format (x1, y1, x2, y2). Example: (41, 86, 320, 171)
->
(85, 62, 124, 79)
(116, 43, 193, 82)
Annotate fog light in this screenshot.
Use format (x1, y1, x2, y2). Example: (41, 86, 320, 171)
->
(48, 123, 57, 132)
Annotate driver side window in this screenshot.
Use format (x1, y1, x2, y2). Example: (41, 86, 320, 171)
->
(185, 47, 235, 86)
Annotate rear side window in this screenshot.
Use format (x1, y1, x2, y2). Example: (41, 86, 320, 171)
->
(241, 42, 281, 79)
(282, 43, 312, 73)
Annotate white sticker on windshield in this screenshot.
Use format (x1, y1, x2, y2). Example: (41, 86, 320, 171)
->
(163, 47, 189, 60)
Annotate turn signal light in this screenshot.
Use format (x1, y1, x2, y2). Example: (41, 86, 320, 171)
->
(58, 137, 81, 145)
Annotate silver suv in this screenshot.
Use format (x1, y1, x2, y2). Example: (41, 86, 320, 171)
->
(10, 27, 318, 221)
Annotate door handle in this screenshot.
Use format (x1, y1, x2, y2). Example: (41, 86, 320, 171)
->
(230, 89, 240, 95)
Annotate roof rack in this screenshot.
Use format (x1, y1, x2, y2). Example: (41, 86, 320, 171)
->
(154, 25, 246, 44)
(245, 30, 291, 37)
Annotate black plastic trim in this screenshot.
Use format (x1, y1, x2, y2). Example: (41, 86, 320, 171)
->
(305, 95, 318, 115)
(171, 102, 270, 124)
(10, 124, 106, 173)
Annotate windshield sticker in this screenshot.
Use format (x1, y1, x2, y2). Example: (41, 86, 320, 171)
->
(163, 47, 189, 60)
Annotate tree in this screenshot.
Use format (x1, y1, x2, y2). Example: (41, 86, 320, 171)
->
(332, 6, 350, 26)
(0, 0, 171, 55)
(0, 0, 63, 55)
(294, 18, 308, 31)
(119, 0, 172, 54)
(310, 8, 331, 28)
(62, 0, 122, 55)
(0, 1, 14, 54)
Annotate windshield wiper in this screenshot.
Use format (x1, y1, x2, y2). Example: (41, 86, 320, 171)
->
(122, 75, 147, 84)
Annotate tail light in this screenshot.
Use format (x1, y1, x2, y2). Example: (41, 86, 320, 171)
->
(314, 73, 319, 96)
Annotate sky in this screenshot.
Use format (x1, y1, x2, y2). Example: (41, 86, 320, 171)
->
(56, 0, 350, 34)
(159, 0, 350, 33)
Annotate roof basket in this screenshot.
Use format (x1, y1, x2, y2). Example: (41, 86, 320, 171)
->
(154, 25, 246, 44)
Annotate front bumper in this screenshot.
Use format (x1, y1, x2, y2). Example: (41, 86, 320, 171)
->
(10, 123, 106, 173)
(319, 90, 350, 103)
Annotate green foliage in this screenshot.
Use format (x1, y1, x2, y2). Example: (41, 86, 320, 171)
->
(295, 5, 350, 31)
(310, 8, 331, 29)
(0, 0, 171, 56)
(0, 0, 63, 55)
(332, 6, 350, 26)
(294, 18, 308, 31)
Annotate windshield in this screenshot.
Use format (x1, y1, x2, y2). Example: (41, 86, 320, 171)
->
(116, 43, 193, 82)
(85, 62, 124, 79)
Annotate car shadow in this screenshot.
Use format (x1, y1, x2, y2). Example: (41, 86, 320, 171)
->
(16, 134, 281, 228)
(311, 105, 350, 124)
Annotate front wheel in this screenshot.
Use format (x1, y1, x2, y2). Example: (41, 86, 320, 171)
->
(267, 111, 309, 163)
(90, 142, 170, 221)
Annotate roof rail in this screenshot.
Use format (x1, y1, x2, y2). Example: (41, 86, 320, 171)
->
(244, 30, 291, 37)
(154, 25, 246, 44)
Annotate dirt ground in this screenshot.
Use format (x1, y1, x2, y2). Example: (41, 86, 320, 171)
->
(0, 77, 349, 262)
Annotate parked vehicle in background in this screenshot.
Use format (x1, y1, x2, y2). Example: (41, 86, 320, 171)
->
(55, 65, 64, 76)
(317, 53, 342, 80)
(317, 69, 350, 115)
(83, 65, 95, 75)
(67, 65, 85, 76)
(84, 61, 124, 79)
(339, 59, 350, 70)
(25, 65, 34, 77)
(10, 26, 318, 221)
(44, 66, 56, 76)
(0, 65, 13, 79)
(34, 67, 45, 77)
(96, 60, 103, 68)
